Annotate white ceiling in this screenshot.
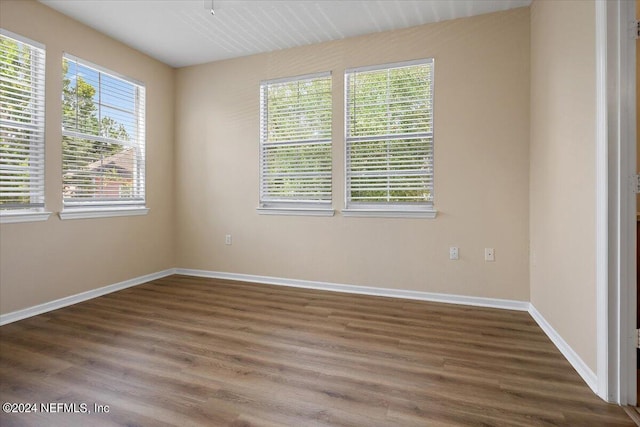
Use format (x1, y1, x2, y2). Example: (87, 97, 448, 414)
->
(39, 0, 531, 68)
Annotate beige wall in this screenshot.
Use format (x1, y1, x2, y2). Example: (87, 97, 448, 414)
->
(0, 0, 176, 314)
(175, 8, 531, 300)
(529, 0, 597, 371)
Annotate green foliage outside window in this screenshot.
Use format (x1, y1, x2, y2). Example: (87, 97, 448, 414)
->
(62, 58, 140, 202)
(0, 35, 44, 208)
(347, 62, 434, 204)
(261, 75, 332, 204)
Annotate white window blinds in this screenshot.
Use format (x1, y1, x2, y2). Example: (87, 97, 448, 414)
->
(62, 55, 145, 208)
(345, 59, 434, 212)
(0, 30, 46, 211)
(259, 72, 332, 209)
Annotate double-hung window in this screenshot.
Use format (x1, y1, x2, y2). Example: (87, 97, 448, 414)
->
(61, 54, 146, 218)
(258, 72, 333, 216)
(0, 30, 47, 223)
(344, 59, 435, 218)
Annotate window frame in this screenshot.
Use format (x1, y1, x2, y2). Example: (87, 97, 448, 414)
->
(343, 58, 436, 219)
(60, 53, 147, 220)
(257, 71, 334, 217)
(0, 29, 50, 223)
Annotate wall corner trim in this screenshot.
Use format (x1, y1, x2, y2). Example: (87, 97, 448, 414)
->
(528, 304, 598, 393)
(175, 268, 530, 311)
(0, 269, 176, 326)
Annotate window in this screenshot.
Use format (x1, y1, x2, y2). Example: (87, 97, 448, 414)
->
(0, 30, 48, 223)
(344, 59, 435, 218)
(61, 54, 146, 218)
(259, 72, 333, 216)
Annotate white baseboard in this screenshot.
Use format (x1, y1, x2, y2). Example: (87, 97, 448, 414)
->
(528, 304, 598, 393)
(0, 269, 176, 326)
(0, 267, 598, 399)
(175, 268, 530, 311)
(181, 269, 598, 394)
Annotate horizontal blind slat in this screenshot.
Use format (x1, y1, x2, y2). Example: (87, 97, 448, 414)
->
(0, 33, 46, 209)
(259, 73, 332, 207)
(345, 60, 434, 207)
(62, 56, 146, 207)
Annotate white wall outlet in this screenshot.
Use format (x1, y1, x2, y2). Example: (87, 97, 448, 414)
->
(225, 234, 232, 245)
(485, 248, 495, 262)
(449, 247, 459, 260)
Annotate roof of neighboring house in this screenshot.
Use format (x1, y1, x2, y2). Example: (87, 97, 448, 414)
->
(86, 148, 135, 176)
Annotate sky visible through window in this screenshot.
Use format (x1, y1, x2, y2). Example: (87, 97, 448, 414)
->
(64, 60, 137, 140)
(62, 56, 145, 206)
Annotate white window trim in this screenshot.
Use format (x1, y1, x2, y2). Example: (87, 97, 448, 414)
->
(63, 53, 145, 87)
(344, 58, 436, 217)
(257, 207, 335, 217)
(0, 29, 47, 214)
(0, 210, 51, 224)
(258, 71, 333, 213)
(61, 54, 146, 213)
(342, 208, 437, 219)
(58, 206, 149, 220)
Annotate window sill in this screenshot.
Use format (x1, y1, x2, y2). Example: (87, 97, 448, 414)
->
(342, 208, 437, 219)
(257, 207, 335, 217)
(0, 211, 52, 224)
(59, 207, 149, 220)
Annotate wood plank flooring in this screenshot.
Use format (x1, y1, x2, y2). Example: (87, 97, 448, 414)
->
(0, 274, 635, 426)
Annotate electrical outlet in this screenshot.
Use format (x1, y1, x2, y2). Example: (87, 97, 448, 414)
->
(485, 248, 495, 262)
(225, 234, 232, 245)
(449, 247, 459, 260)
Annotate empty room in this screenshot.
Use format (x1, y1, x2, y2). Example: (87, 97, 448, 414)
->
(0, 0, 637, 425)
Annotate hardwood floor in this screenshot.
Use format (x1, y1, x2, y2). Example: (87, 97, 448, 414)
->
(0, 275, 635, 426)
